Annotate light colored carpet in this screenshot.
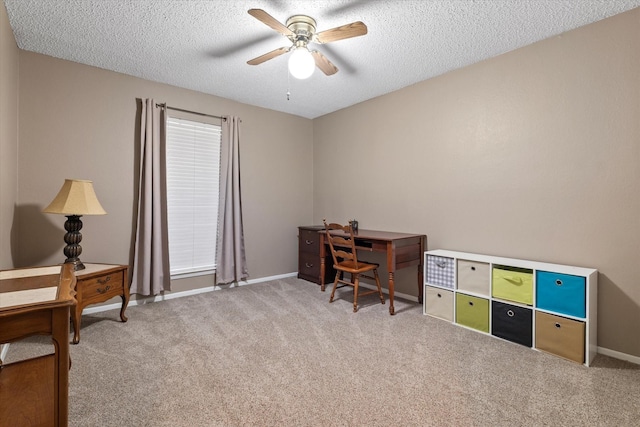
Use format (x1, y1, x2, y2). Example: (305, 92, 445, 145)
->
(5, 277, 640, 426)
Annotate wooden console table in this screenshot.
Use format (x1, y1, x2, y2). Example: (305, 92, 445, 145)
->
(319, 229, 426, 315)
(72, 264, 130, 344)
(0, 263, 76, 427)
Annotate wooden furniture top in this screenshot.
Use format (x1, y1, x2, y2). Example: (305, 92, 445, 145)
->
(0, 264, 76, 315)
(76, 263, 126, 276)
(319, 228, 426, 254)
(319, 228, 425, 241)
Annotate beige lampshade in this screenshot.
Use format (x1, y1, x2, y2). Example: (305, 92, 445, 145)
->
(43, 179, 107, 215)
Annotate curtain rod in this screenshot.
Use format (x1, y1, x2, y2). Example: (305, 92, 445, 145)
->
(156, 103, 225, 121)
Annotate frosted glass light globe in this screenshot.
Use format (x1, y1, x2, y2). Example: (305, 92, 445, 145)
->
(288, 47, 315, 79)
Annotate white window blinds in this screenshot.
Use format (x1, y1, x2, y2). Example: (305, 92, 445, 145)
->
(165, 117, 222, 276)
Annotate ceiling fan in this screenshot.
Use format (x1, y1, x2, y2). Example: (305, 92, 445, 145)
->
(246, 9, 367, 79)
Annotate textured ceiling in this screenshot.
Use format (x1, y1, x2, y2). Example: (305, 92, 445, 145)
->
(4, 0, 640, 119)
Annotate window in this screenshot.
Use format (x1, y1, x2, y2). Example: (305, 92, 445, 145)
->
(165, 116, 222, 277)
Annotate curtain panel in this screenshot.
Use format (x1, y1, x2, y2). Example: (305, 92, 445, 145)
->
(216, 116, 248, 285)
(131, 99, 171, 296)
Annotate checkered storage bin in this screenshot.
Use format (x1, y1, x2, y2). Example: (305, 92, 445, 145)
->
(426, 255, 455, 289)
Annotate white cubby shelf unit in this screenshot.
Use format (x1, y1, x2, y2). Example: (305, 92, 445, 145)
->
(423, 249, 598, 366)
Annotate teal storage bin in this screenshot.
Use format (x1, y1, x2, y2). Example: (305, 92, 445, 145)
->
(536, 271, 586, 318)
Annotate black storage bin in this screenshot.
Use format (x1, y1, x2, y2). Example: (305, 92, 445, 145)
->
(491, 300, 533, 347)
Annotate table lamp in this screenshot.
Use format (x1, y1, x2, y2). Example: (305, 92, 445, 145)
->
(43, 179, 107, 271)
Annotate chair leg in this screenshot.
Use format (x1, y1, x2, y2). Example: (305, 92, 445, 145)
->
(374, 269, 385, 304)
(352, 275, 359, 312)
(329, 271, 340, 303)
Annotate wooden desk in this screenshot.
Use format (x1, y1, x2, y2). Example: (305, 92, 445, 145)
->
(72, 264, 129, 344)
(319, 229, 426, 315)
(0, 263, 76, 427)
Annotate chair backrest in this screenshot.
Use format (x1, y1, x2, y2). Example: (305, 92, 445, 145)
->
(323, 220, 360, 268)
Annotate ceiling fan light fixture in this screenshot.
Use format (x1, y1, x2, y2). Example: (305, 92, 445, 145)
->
(288, 46, 315, 79)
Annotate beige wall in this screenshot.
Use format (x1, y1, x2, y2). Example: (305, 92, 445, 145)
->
(15, 52, 313, 292)
(315, 9, 640, 358)
(0, 1, 19, 268)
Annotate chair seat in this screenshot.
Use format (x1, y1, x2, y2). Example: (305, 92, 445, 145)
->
(334, 260, 378, 274)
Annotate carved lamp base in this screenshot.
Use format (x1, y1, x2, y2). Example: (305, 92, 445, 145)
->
(63, 214, 86, 271)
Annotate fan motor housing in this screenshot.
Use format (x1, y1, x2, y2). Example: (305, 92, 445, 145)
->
(286, 15, 317, 41)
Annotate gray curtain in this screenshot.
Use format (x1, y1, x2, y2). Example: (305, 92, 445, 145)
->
(131, 99, 171, 295)
(216, 116, 248, 285)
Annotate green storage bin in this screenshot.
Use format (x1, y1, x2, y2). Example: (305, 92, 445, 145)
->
(455, 293, 489, 333)
(492, 265, 533, 305)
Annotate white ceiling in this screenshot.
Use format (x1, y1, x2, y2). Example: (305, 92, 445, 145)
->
(4, 0, 640, 119)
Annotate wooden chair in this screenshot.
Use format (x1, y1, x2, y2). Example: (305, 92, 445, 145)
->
(323, 220, 385, 312)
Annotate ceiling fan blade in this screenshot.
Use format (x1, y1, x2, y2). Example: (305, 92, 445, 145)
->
(311, 50, 338, 76)
(248, 9, 294, 37)
(315, 21, 367, 44)
(247, 47, 289, 65)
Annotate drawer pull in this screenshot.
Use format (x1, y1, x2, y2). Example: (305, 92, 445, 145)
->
(97, 285, 111, 294)
(305, 262, 314, 268)
(507, 310, 514, 317)
(98, 276, 112, 285)
(503, 276, 523, 284)
(555, 279, 563, 286)
(437, 293, 442, 298)
(555, 323, 561, 329)
(305, 239, 314, 245)
(436, 261, 447, 268)
(468, 301, 474, 306)
(470, 266, 476, 271)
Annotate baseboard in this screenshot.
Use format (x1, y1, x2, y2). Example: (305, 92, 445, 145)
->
(81, 272, 298, 315)
(597, 346, 640, 365)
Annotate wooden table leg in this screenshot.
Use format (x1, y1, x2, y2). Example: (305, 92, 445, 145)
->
(418, 235, 425, 304)
(388, 271, 395, 315)
(120, 286, 130, 322)
(387, 241, 396, 315)
(52, 307, 70, 425)
(71, 304, 81, 345)
(319, 233, 326, 292)
(417, 264, 424, 304)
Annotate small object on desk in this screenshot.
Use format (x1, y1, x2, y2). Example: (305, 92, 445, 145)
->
(351, 219, 358, 233)
(72, 263, 130, 344)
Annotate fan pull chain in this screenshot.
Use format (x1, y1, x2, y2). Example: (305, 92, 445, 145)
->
(287, 69, 290, 101)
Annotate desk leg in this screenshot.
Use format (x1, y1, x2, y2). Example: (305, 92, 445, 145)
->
(417, 263, 424, 304)
(320, 258, 326, 292)
(388, 272, 395, 315)
(387, 241, 396, 315)
(319, 234, 326, 292)
(418, 235, 425, 304)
